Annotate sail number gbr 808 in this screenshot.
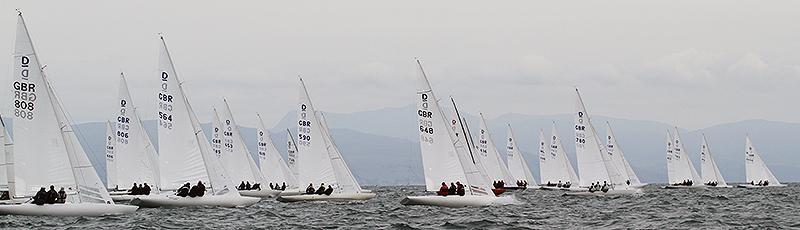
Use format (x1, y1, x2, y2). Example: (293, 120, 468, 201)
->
(158, 71, 174, 129)
(418, 93, 434, 144)
(13, 56, 36, 120)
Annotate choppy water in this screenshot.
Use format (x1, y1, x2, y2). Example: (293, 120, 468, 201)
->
(1, 184, 799, 229)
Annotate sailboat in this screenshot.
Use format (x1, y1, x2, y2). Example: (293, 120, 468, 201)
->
(604, 122, 645, 187)
(400, 59, 514, 207)
(255, 114, 296, 197)
(539, 123, 582, 191)
(565, 89, 639, 196)
(108, 73, 162, 201)
(0, 12, 138, 216)
(505, 125, 536, 189)
(214, 99, 274, 198)
(129, 36, 259, 208)
(276, 78, 375, 202)
(663, 128, 704, 189)
(475, 113, 519, 190)
(737, 136, 785, 188)
(699, 134, 731, 188)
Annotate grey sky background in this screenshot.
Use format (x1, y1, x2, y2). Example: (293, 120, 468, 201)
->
(1, 1, 799, 129)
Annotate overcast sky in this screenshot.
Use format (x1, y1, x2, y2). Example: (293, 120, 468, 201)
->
(1, 1, 799, 129)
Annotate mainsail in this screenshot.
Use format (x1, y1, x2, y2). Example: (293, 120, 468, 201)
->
(414, 60, 493, 196)
(605, 122, 642, 186)
(574, 89, 629, 188)
(217, 99, 265, 185)
(744, 136, 781, 186)
(285, 129, 299, 180)
(114, 73, 160, 191)
(12, 13, 112, 203)
(105, 122, 116, 190)
(157, 36, 238, 195)
(699, 134, 728, 186)
(505, 125, 535, 184)
(670, 128, 701, 185)
(476, 113, 515, 183)
(548, 123, 579, 185)
(256, 114, 296, 188)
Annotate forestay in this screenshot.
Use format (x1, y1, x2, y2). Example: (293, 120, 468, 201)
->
(414, 60, 493, 196)
(505, 125, 535, 184)
(744, 136, 781, 186)
(217, 99, 265, 185)
(699, 134, 728, 186)
(476, 113, 515, 183)
(256, 114, 296, 188)
(115, 74, 160, 191)
(605, 122, 641, 186)
(157, 37, 209, 191)
(548, 123, 579, 185)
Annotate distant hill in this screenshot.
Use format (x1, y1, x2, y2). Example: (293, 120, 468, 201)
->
(3, 108, 798, 186)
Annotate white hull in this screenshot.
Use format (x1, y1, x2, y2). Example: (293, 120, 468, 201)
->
(400, 195, 516, 208)
(705, 185, 733, 188)
(540, 186, 585, 191)
(276, 192, 376, 202)
(130, 195, 260, 208)
(0, 203, 138, 216)
(662, 185, 707, 190)
(0, 198, 31, 205)
(736, 184, 787, 189)
(564, 188, 642, 197)
(278, 190, 302, 196)
(239, 190, 282, 198)
(108, 191, 129, 196)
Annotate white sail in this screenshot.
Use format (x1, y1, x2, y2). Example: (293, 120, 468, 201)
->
(285, 130, 299, 180)
(505, 125, 535, 184)
(105, 122, 117, 190)
(699, 134, 728, 186)
(157, 36, 238, 196)
(537, 128, 555, 184)
(317, 112, 362, 193)
(665, 131, 676, 184)
(0, 117, 15, 197)
(605, 122, 642, 186)
(12, 14, 77, 198)
(414, 60, 493, 196)
(256, 114, 296, 188)
(744, 136, 781, 186)
(210, 109, 223, 158)
(296, 78, 338, 191)
(217, 99, 265, 185)
(114, 73, 160, 191)
(476, 113, 515, 183)
(671, 128, 702, 185)
(548, 123, 579, 185)
(574, 89, 629, 188)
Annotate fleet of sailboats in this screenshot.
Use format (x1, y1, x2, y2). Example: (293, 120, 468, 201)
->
(0, 11, 792, 215)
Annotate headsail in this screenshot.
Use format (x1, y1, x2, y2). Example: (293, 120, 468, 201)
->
(256, 114, 296, 188)
(605, 122, 642, 186)
(505, 125, 535, 184)
(0, 116, 15, 197)
(115, 73, 160, 191)
(699, 134, 728, 186)
(317, 112, 362, 193)
(744, 136, 781, 186)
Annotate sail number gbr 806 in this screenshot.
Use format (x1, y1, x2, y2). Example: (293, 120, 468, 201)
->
(13, 56, 36, 120)
(418, 93, 434, 144)
(158, 71, 174, 129)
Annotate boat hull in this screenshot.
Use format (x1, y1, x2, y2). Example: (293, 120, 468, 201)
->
(130, 194, 260, 208)
(736, 184, 787, 189)
(564, 188, 642, 197)
(276, 192, 376, 202)
(400, 195, 515, 208)
(0, 203, 138, 216)
(662, 185, 707, 189)
(540, 186, 585, 191)
(238, 190, 282, 198)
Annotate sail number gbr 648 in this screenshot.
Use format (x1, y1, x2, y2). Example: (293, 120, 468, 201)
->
(418, 93, 434, 144)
